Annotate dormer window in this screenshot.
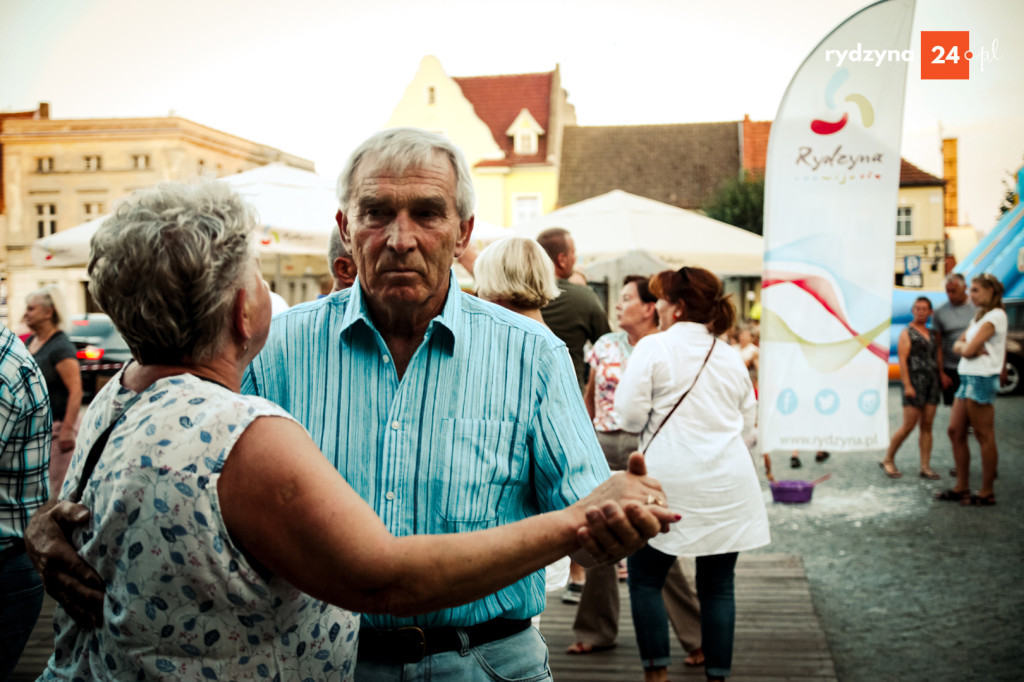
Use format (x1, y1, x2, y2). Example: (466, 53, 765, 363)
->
(515, 130, 538, 155)
(506, 108, 545, 157)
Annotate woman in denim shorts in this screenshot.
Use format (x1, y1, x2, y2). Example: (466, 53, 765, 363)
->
(937, 274, 1007, 506)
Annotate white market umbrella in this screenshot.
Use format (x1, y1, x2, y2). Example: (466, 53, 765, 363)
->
(31, 163, 339, 267)
(514, 189, 763, 277)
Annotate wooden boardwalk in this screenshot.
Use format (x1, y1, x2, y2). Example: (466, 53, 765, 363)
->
(13, 553, 835, 681)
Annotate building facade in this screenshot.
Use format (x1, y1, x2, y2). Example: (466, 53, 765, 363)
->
(0, 103, 315, 325)
(384, 56, 577, 228)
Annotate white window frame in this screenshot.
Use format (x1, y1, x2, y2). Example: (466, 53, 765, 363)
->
(84, 155, 101, 171)
(37, 157, 54, 173)
(36, 203, 57, 238)
(132, 154, 150, 170)
(83, 202, 104, 218)
(514, 130, 538, 155)
(896, 206, 913, 240)
(512, 194, 543, 225)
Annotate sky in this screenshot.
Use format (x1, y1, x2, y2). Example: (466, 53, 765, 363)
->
(1, 0, 1022, 231)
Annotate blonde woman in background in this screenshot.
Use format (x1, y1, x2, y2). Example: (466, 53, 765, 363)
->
(939, 273, 1008, 507)
(22, 286, 82, 498)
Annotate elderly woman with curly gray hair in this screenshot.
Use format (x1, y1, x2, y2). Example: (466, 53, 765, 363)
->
(27, 181, 675, 681)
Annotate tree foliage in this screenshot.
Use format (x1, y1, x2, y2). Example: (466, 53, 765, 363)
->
(703, 176, 765, 236)
(998, 163, 1021, 216)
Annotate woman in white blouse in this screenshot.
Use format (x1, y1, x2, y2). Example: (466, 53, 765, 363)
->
(939, 273, 1007, 507)
(615, 266, 770, 682)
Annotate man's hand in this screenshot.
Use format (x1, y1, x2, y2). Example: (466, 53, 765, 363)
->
(26, 500, 105, 627)
(572, 452, 678, 564)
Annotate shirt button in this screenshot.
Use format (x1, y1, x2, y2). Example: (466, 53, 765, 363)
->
(391, 421, 400, 430)
(385, 491, 396, 501)
(382, 355, 391, 364)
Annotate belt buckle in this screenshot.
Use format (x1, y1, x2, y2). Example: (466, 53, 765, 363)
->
(395, 626, 427, 663)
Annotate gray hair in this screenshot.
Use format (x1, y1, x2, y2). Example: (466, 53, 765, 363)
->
(88, 181, 257, 364)
(337, 128, 476, 221)
(945, 272, 966, 286)
(26, 285, 70, 333)
(474, 237, 561, 310)
(327, 224, 350, 266)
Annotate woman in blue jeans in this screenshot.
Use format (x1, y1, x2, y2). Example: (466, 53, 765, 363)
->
(616, 267, 771, 682)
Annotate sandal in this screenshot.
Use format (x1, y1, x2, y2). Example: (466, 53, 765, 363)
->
(815, 451, 830, 462)
(684, 647, 704, 666)
(963, 493, 996, 507)
(566, 641, 615, 655)
(935, 489, 969, 501)
(879, 461, 902, 478)
(919, 468, 941, 480)
(790, 456, 802, 469)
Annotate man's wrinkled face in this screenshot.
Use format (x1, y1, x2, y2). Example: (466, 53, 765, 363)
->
(340, 152, 472, 313)
(945, 278, 967, 305)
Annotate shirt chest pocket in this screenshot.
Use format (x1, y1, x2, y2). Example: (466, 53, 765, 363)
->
(433, 418, 527, 529)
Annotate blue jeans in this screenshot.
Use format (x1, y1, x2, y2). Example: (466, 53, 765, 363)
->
(629, 545, 739, 678)
(0, 550, 44, 681)
(354, 624, 551, 681)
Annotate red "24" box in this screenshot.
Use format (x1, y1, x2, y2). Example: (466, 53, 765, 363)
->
(921, 31, 970, 80)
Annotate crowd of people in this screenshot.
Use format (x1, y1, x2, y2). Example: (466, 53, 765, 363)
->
(0, 126, 1009, 682)
(882, 273, 1008, 507)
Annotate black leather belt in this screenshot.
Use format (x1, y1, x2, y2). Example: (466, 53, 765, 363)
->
(0, 538, 26, 562)
(357, 618, 531, 664)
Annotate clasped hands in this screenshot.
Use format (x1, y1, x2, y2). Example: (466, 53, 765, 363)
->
(571, 451, 677, 566)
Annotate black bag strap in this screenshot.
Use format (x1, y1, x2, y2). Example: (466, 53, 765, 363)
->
(70, 392, 144, 504)
(641, 337, 716, 455)
(68, 372, 230, 504)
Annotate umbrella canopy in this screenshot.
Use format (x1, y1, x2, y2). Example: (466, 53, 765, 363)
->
(31, 163, 339, 267)
(514, 190, 763, 277)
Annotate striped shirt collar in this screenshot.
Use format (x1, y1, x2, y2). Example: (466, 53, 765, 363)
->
(340, 269, 461, 355)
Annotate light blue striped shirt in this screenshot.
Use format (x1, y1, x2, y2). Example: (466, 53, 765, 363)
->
(242, 272, 609, 629)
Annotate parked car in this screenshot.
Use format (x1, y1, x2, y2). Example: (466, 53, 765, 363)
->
(68, 314, 132, 401)
(999, 299, 1023, 396)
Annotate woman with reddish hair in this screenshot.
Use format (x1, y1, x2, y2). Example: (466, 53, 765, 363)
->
(616, 266, 770, 682)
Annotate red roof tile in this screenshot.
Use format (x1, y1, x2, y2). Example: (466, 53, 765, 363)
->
(899, 158, 944, 186)
(453, 71, 552, 165)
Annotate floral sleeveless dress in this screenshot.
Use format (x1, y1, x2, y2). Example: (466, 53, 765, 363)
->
(903, 326, 941, 407)
(41, 370, 359, 681)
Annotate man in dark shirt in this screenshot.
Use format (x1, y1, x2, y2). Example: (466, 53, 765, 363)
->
(537, 228, 611, 392)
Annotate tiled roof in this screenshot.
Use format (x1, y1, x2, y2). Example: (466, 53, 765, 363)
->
(899, 158, 944, 186)
(453, 71, 552, 166)
(557, 123, 741, 210)
(741, 115, 772, 179)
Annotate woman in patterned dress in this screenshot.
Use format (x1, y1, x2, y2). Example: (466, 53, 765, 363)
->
(881, 296, 942, 479)
(33, 181, 675, 681)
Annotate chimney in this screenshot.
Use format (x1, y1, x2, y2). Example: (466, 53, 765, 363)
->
(942, 138, 957, 226)
(38, 102, 50, 119)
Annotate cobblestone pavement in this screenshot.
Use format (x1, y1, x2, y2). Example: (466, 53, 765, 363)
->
(750, 385, 1023, 682)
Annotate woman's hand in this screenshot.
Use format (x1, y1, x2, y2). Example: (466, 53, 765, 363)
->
(903, 383, 916, 399)
(58, 424, 76, 452)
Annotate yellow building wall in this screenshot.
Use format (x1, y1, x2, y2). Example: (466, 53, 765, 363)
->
(1, 116, 315, 323)
(384, 56, 559, 227)
(503, 166, 558, 227)
(894, 185, 946, 289)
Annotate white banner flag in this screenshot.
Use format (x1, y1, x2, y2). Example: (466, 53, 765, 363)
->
(759, 0, 915, 453)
